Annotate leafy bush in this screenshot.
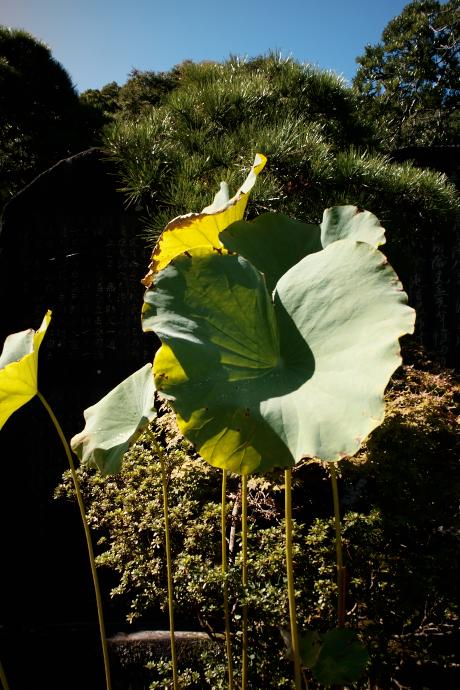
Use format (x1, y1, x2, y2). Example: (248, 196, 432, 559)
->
(57, 344, 460, 689)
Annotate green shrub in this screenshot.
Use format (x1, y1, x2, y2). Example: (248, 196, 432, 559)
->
(57, 344, 460, 689)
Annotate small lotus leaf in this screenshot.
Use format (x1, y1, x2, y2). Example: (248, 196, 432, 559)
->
(312, 628, 369, 685)
(144, 238, 414, 473)
(0, 310, 52, 429)
(141, 153, 266, 287)
(71, 364, 156, 475)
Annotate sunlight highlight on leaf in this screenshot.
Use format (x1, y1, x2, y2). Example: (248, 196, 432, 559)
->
(141, 153, 266, 287)
(0, 310, 51, 429)
(144, 238, 415, 473)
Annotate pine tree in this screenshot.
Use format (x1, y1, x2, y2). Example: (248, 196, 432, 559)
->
(353, 0, 460, 147)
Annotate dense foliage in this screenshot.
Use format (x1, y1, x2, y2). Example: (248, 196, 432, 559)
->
(2, 23, 458, 228)
(57, 345, 460, 688)
(80, 67, 178, 122)
(354, 0, 460, 148)
(100, 54, 459, 251)
(0, 26, 104, 208)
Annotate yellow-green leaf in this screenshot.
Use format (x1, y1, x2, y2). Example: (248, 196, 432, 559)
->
(144, 238, 415, 473)
(141, 153, 266, 287)
(0, 310, 52, 429)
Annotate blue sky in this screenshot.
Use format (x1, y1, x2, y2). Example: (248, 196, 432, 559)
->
(3, 0, 412, 93)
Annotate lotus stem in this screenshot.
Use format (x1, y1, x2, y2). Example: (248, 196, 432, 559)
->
(330, 463, 345, 628)
(37, 391, 112, 690)
(0, 659, 10, 690)
(241, 474, 248, 690)
(285, 469, 302, 690)
(149, 430, 179, 690)
(221, 471, 234, 690)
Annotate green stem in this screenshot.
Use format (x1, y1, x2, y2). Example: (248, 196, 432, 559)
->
(241, 474, 248, 690)
(148, 430, 179, 690)
(221, 471, 234, 690)
(0, 659, 10, 690)
(330, 463, 345, 628)
(285, 469, 302, 690)
(37, 391, 112, 690)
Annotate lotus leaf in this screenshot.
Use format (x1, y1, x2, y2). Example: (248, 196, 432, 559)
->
(0, 310, 51, 429)
(282, 630, 322, 668)
(299, 631, 323, 668)
(143, 236, 415, 474)
(220, 213, 322, 293)
(312, 628, 369, 685)
(71, 363, 156, 475)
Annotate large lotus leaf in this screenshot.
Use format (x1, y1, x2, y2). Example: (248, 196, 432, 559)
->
(144, 249, 293, 474)
(143, 241, 414, 473)
(141, 153, 266, 287)
(312, 629, 369, 685)
(219, 206, 385, 292)
(71, 364, 156, 475)
(0, 310, 52, 429)
(263, 240, 415, 461)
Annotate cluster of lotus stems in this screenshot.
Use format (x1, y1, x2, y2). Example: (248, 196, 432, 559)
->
(0, 154, 415, 690)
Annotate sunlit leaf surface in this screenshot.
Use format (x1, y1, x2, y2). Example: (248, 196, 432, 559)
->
(141, 153, 266, 287)
(0, 310, 51, 429)
(144, 234, 415, 474)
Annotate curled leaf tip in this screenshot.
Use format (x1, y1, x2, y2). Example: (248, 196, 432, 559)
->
(321, 205, 386, 249)
(141, 154, 266, 288)
(201, 181, 230, 214)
